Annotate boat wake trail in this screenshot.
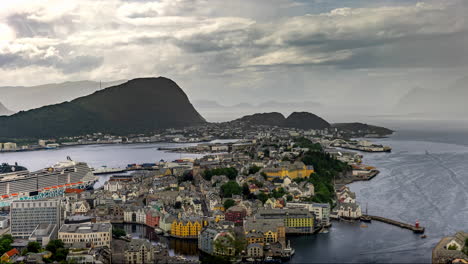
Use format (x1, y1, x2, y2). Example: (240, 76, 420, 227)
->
(426, 153, 468, 194)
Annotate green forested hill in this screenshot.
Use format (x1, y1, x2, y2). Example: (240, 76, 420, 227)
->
(0, 77, 206, 139)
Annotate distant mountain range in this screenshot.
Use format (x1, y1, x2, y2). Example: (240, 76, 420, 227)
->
(0, 80, 126, 112)
(0, 77, 205, 139)
(0, 76, 393, 140)
(396, 76, 468, 116)
(193, 100, 322, 111)
(0, 102, 13, 116)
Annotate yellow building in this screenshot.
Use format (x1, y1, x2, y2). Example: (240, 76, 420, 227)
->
(262, 161, 314, 180)
(244, 218, 286, 245)
(170, 218, 207, 237)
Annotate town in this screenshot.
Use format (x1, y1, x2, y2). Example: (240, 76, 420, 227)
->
(0, 122, 431, 264)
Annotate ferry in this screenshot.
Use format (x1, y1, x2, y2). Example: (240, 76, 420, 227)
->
(93, 166, 126, 175)
(0, 157, 97, 207)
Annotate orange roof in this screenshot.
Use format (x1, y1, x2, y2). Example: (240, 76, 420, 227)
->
(65, 188, 84, 194)
(4, 248, 19, 257)
(1, 195, 8, 199)
(51, 186, 58, 189)
(77, 181, 83, 184)
(65, 183, 72, 186)
(10, 193, 18, 196)
(44, 187, 51, 190)
(57, 185, 65, 188)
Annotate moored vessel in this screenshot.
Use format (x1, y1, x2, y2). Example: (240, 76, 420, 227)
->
(0, 157, 97, 207)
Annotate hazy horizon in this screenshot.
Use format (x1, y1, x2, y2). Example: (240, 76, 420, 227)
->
(1, 0, 468, 120)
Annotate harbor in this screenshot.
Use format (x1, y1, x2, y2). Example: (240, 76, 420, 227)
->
(361, 215, 425, 233)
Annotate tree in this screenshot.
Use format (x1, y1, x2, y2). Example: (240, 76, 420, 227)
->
(112, 228, 126, 238)
(223, 199, 235, 210)
(248, 165, 261, 175)
(220, 181, 242, 198)
(203, 168, 238, 181)
(27, 241, 42, 253)
(286, 195, 293, 201)
(54, 248, 69, 262)
(179, 171, 194, 183)
(174, 201, 182, 209)
(46, 239, 65, 255)
(257, 192, 268, 204)
(0, 235, 13, 255)
(242, 183, 250, 197)
(448, 245, 458, 250)
(272, 187, 286, 199)
(46, 239, 68, 262)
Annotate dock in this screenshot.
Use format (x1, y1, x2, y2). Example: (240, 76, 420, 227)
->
(362, 215, 425, 233)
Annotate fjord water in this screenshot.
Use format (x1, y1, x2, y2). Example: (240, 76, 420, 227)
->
(1, 124, 467, 263)
(290, 125, 468, 263)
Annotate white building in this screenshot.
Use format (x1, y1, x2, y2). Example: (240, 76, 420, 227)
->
(0, 216, 8, 229)
(104, 181, 124, 192)
(59, 223, 112, 248)
(2, 142, 17, 151)
(335, 202, 362, 219)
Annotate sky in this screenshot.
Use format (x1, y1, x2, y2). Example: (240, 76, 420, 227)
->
(0, 0, 467, 121)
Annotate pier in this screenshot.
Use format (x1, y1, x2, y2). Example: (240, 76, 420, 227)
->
(362, 215, 425, 233)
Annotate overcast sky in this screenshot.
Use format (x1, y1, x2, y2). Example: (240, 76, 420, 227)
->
(1, 0, 467, 118)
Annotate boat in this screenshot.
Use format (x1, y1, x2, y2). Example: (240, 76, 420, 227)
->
(361, 203, 372, 222)
(360, 224, 368, 228)
(0, 157, 97, 207)
(93, 166, 126, 175)
(154, 227, 164, 235)
(420, 235, 427, 239)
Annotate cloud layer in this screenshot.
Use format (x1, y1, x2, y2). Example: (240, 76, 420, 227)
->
(0, 0, 467, 117)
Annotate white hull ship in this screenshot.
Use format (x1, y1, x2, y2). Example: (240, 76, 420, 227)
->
(0, 158, 97, 207)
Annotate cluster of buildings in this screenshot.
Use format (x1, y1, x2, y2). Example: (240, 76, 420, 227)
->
(433, 231, 468, 264)
(0, 142, 17, 151)
(0, 121, 394, 263)
(331, 186, 362, 220)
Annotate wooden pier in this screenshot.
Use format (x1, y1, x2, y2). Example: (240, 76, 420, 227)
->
(361, 215, 425, 233)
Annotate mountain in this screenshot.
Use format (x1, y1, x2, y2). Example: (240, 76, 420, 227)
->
(332, 122, 393, 136)
(396, 76, 468, 116)
(231, 111, 331, 130)
(192, 100, 226, 109)
(0, 80, 126, 112)
(283, 112, 331, 130)
(0, 77, 206, 139)
(0, 102, 13, 116)
(233, 112, 286, 126)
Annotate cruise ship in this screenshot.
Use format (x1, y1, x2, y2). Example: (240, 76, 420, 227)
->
(0, 158, 97, 207)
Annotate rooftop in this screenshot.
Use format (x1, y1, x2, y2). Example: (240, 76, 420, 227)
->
(59, 223, 111, 234)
